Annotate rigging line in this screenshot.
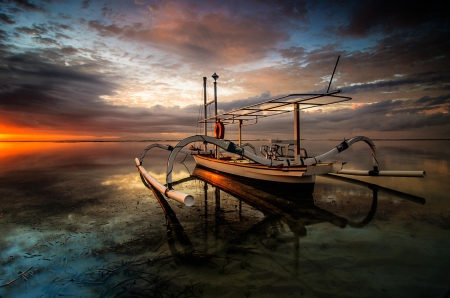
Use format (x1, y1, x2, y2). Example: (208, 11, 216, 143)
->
(327, 55, 340, 93)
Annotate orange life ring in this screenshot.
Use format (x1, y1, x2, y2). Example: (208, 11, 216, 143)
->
(214, 121, 225, 139)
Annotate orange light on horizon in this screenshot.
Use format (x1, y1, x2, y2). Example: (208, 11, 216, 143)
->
(0, 133, 103, 141)
(0, 125, 120, 141)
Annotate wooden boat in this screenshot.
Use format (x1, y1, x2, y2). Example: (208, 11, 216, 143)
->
(135, 57, 426, 206)
(193, 154, 343, 184)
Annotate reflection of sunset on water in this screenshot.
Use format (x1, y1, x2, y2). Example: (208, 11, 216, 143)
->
(0, 142, 66, 161)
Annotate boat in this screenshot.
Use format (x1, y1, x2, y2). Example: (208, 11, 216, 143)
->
(135, 57, 426, 206)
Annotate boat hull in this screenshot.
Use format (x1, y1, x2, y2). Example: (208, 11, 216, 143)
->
(193, 155, 345, 184)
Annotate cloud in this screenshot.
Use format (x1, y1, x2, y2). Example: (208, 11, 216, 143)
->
(0, 51, 201, 138)
(0, 29, 9, 41)
(217, 91, 273, 112)
(343, 72, 450, 94)
(15, 25, 48, 35)
(81, 0, 90, 9)
(336, 0, 448, 37)
(299, 95, 450, 133)
(87, 2, 291, 66)
(0, 12, 15, 24)
(1, 48, 449, 140)
(2, 0, 46, 12)
(32, 36, 59, 45)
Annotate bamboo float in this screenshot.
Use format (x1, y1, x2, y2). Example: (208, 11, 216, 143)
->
(337, 169, 426, 178)
(135, 158, 194, 206)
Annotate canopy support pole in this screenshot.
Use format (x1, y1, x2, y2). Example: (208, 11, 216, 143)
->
(213, 75, 219, 159)
(238, 119, 242, 146)
(294, 103, 300, 162)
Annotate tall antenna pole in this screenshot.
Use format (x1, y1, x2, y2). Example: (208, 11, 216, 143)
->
(327, 55, 340, 93)
(212, 73, 219, 121)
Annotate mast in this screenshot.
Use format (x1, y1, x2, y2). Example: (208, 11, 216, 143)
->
(203, 77, 207, 136)
(212, 73, 219, 158)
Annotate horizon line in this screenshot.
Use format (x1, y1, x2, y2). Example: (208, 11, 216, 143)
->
(1, 138, 450, 143)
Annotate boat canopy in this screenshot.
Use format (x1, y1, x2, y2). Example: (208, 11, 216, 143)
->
(199, 89, 351, 126)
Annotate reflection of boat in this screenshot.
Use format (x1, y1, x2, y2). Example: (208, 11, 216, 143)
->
(136, 57, 426, 206)
(137, 166, 425, 241)
(193, 166, 350, 235)
(195, 167, 425, 232)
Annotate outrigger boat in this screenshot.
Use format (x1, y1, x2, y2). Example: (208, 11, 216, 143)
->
(135, 57, 425, 206)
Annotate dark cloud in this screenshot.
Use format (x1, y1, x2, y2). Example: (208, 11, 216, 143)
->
(88, 20, 123, 37)
(0, 30, 9, 41)
(60, 46, 78, 55)
(87, 4, 291, 65)
(208, 87, 450, 139)
(232, 0, 310, 24)
(15, 24, 48, 35)
(299, 96, 450, 133)
(279, 46, 307, 60)
(218, 91, 274, 112)
(81, 0, 90, 9)
(0, 12, 15, 24)
(55, 32, 70, 39)
(336, 0, 448, 37)
(416, 95, 450, 108)
(32, 36, 59, 45)
(47, 21, 73, 32)
(2, 0, 46, 12)
(344, 72, 450, 94)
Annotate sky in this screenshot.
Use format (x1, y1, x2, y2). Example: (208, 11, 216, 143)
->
(0, 0, 449, 141)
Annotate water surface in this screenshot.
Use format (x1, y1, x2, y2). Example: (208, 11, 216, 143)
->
(0, 140, 449, 297)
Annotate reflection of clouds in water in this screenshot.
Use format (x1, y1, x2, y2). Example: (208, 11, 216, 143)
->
(101, 173, 144, 190)
(101, 169, 190, 190)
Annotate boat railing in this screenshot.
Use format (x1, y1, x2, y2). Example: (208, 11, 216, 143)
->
(260, 142, 307, 160)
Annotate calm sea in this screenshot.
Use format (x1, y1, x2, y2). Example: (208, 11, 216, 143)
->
(0, 140, 449, 297)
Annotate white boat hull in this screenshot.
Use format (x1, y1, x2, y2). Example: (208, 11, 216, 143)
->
(193, 155, 345, 184)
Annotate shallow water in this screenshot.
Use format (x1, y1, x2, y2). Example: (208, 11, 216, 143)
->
(0, 140, 449, 297)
